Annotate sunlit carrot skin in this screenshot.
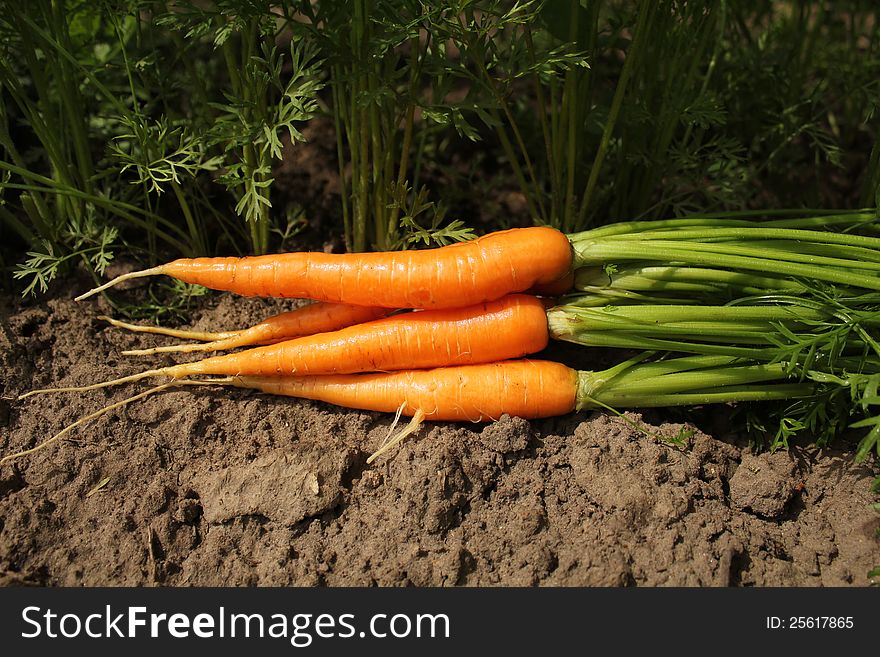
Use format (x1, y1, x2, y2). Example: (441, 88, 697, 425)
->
(162, 294, 549, 377)
(230, 360, 579, 421)
(235, 302, 391, 345)
(159, 227, 573, 309)
(121, 302, 391, 355)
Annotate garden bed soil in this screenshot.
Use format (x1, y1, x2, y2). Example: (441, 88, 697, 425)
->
(1, 282, 878, 587)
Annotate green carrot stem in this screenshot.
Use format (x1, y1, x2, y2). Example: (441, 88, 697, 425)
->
(606, 354, 744, 377)
(571, 241, 880, 291)
(569, 210, 878, 239)
(601, 227, 880, 250)
(566, 288, 711, 306)
(574, 265, 806, 295)
(729, 240, 880, 263)
(606, 363, 794, 395)
(555, 330, 778, 359)
(578, 239, 880, 273)
(578, 384, 817, 409)
(554, 304, 828, 323)
(575, 355, 817, 409)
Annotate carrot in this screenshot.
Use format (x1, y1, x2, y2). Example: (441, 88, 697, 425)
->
(5, 355, 819, 465)
(104, 302, 391, 355)
(22, 294, 550, 395)
(228, 360, 580, 422)
(220, 355, 815, 421)
(75, 227, 573, 309)
(3, 362, 576, 464)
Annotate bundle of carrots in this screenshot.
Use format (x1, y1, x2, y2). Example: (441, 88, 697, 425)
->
(28, 227, 583, 426)
(8, 209, 880, 464)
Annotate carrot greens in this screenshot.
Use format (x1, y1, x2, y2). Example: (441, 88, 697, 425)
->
(553, 209, 880, 459)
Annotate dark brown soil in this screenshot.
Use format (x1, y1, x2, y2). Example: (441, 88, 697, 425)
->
(1, 282, 878, 587)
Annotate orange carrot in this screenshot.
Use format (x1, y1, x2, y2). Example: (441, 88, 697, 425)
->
(3, 362, 575, 464)
(23, 294, 550, 395)
(107, 302, 391, 355)
(75, 227, 573, 309)
(228, 360, 579, 421)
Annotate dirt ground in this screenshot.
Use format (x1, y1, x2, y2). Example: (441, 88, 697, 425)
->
(0, 281, 878, 587)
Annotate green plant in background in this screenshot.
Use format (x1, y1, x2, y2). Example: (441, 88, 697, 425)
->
(718, 1, 880, 210)
(602, 0, 733, 220)
(432, 0, 591, 231)
(109, 115, 218, 258)
(295, 0, 479, 252)
(153, 0, 323, 255)
(299, 0, 410, 252)
(0, 0, 326, 303)
(0, 0, 199, 295)
(212, 14, 322, 256)
(446, 0, 880, 229)
(2, 0, 880, 288)
(442, 0, 728, 231)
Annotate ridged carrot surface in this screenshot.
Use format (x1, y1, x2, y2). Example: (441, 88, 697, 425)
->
(77, 227, 573, 309)
(163, 293, 549, 377)
(230, 360, 579, 421)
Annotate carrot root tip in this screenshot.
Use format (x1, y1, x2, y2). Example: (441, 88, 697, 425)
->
(2, 378, 235, 467)
(2, 381, 174, 466)
(17, 369, 173, 398)
(75, 266, 164, 302)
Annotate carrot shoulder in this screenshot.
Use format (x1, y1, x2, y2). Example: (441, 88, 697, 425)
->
(76, 227, 573, 309)
(230, 360, 579, 421)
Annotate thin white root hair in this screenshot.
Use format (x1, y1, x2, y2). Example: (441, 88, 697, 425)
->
(367, 406, 426, 464)
(74, 267, 164, 302)
(121, 341, 224, 356)
(379, 402, 407, 447)
(98, 315, 238, 343)
(18, 370, 166, 399)
(2, 378, 234, 466)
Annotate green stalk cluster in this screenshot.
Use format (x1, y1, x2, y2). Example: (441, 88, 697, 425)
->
(326, 0, 416, 252)
(575, 355, 815, 411)
(300, 0, 475, 252)
(556, 210, 880, 459)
